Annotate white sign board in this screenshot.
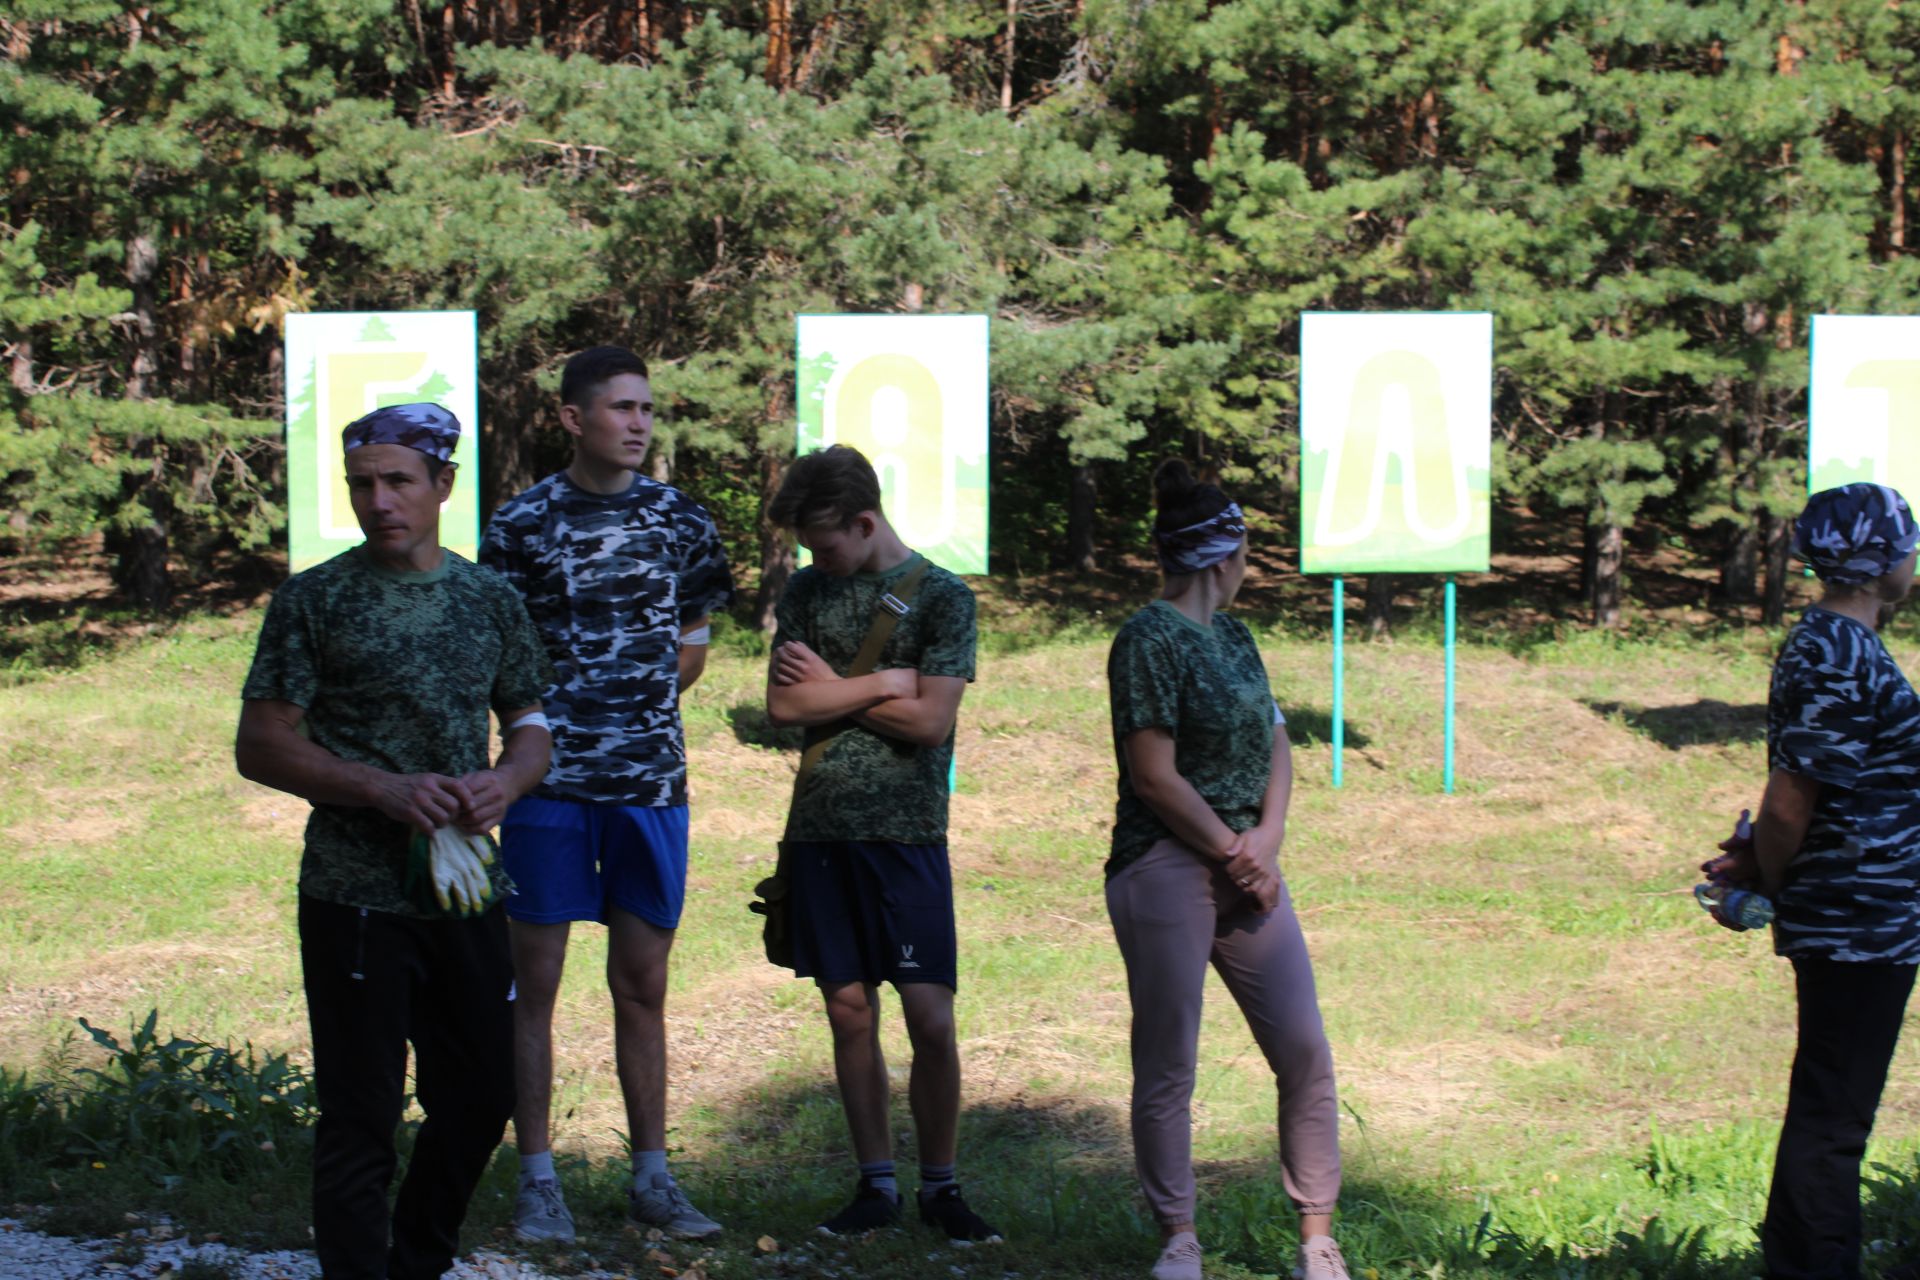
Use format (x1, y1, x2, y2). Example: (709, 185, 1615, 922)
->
(1809, 315, 1920, 502)
(796, 314, 989, 573)
(1299, 312, 1493, 574)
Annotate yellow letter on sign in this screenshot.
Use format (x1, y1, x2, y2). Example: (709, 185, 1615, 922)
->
(1314, 348, 1471, 550)
(319, 350, 431, 539)
(1845, 359, 1920, 489)
(832, 353, 955, 548)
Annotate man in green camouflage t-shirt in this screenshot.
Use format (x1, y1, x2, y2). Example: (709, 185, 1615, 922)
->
(236, 403, 554, 1280)
(763, 445, 1001, 1245)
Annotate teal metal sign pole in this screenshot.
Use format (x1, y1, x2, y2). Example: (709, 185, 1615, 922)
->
(1331, 577, 1345, 789)
(1443, 577, 1457, 794)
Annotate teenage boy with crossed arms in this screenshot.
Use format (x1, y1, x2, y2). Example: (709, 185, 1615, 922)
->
(763, 443, 1000, 1243)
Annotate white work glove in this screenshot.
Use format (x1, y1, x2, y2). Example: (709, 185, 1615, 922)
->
(428, 827, 497, 916)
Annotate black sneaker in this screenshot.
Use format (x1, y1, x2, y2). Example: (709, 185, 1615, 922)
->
(818, 1181, 902, 1237)
(918, 1183, 1003, 1243)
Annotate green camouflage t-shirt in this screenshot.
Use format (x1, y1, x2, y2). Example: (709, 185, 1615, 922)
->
(774, 553, 976, 844)
(241, 547, 554, 916)
(1107, 600, 1276, 878)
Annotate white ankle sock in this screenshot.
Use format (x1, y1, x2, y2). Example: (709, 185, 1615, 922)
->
(631, 1148, 669, 1188)
(519, 1149, 555, 1186)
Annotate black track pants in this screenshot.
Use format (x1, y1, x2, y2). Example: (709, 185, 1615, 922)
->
(299, 896, 516, 1280)
(1762, 955, 1916, 1280)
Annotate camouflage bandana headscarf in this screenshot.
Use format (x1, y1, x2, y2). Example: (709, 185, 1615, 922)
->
(1154, 502, 1247, 574)
(340, 402, 463, 463)
(1793, 482, 1920, 584)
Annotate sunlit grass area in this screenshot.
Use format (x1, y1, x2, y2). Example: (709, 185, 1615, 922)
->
(6, 608, 1920, 1277)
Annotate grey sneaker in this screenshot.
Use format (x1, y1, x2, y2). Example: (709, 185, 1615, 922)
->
(513, 1177, 575, 1243)
(628, 1171, 723, 1239)
(1152, 1231, 1202, 1280)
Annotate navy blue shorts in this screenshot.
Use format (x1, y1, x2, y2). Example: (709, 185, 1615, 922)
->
(786, 841, 957, 990)
(499, 795, 688, 929)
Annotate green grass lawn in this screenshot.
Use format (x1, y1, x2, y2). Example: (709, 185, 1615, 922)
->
(6, 607, 1920, 1278)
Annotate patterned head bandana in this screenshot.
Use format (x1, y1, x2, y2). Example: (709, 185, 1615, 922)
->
(341, 402, 463, 463)
(1793, 482, 1920, 584)
(1154, 502, 1247, 574)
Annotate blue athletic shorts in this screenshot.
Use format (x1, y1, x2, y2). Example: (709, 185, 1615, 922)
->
(499, 795, 689, 929)
(785, 840, 957, 989)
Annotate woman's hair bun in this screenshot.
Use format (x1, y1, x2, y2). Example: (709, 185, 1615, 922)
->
(1152, 458, 1200, 512)
(1150, 457, 1231, 532)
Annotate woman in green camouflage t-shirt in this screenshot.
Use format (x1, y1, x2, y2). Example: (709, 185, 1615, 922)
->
(1105, 461, 1347, 1280)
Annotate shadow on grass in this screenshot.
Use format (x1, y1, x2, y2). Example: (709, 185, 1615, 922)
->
(654, 1076, 1920, 1277)
(1865, 1156, 1920, 1278)
(21, 1054, 1920, 1278)
(728, 702, 804, 752)
(1585, 699, 1767, 750)
(1285, 707, 1372, 750)
(0, 544, 283, 683)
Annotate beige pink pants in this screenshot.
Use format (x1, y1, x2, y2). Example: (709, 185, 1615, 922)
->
(1105, 838, 1341, 1224)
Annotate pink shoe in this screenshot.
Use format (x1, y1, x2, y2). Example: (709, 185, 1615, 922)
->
(1295, 1234, 1351, 1280)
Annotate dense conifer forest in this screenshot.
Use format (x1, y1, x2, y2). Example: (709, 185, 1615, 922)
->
(4, 0, 1918, 626)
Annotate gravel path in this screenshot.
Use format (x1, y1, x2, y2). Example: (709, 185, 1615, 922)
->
(0, 1218, 629, 1279)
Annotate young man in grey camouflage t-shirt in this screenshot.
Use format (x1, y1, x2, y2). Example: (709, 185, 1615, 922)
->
(480, 347, 733, 1242)
(764, 445, 1000, 1244)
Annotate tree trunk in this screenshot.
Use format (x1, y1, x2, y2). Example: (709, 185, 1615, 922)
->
(609, 0, 633, 58)
(125, 232, 159, 401)
(438, 0, 458, 98)
(109, 519, 173, 609)
(400, 0, 431, 77)
(1580, 514, 1598, 605)
(634, 0, 653, 58)
(754, 448, 795, 632)
(764, 0, 792, 88)
(1761, 512, 1791, 626)
(660, 0, 686, 46)
(9, 336, 32, 393)
(1894, 128, 1909, 252)
(1000, 0, 1017, 113)
(793, 9, 836, 88)
(1065, 462, 1096, 574)
(650, 436, 673, 485)
(480, 386, 541, 518)
(1721, 518, 1760, 603)
(1591, 516, 1623, 628)
(1721, 404, 1765, 602)
(107, 450, 174, 611)
(114, 230, 171, 609)
(1365, 574, 1393, 640)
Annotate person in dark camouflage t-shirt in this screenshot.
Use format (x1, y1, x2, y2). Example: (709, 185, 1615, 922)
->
(1105, 461, 1345, 1280)
(236, 404, 554, 1280)
(479, 347, 733, 1244)
(763, 445, 1000, 1245)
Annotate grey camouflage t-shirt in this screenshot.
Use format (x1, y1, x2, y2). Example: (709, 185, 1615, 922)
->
(241, 547, 553, 916)
(774, 554, 975, 844)
(1768, 606, 1920, 963)
(481, 472, 733, 807)
(1107, 601, 1276, 878)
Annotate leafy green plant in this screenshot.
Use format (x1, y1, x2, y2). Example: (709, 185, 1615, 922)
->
(2, 1011, 317, 1189)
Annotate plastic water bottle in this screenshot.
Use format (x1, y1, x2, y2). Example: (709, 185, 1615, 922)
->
(1695, 808, 1772, 930)
(1694, 882, 1774, 931)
